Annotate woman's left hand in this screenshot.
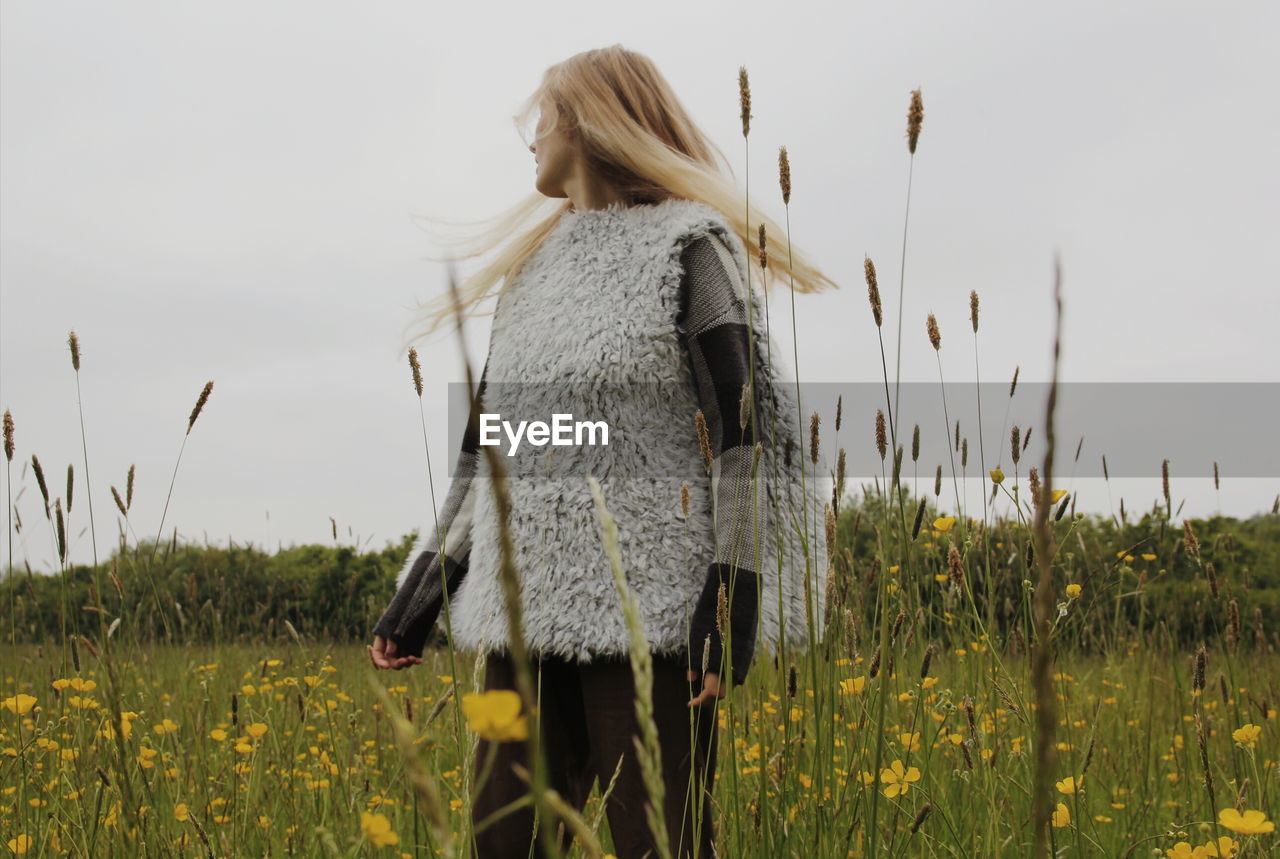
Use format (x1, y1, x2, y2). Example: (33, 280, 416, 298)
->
(687, 670, 728, 707)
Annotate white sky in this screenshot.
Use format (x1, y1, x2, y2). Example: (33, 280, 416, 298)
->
(2, 0, 1277, 573)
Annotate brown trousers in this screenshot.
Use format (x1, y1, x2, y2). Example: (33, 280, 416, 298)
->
(469, 651, 719, 859)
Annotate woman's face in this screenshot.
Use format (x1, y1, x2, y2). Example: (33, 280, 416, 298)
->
(528, 98, 577, 200)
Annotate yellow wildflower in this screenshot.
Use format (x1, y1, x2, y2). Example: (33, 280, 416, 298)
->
(1051, 802, 1070, 827)
(175, 803, 189, 822)
(839, 676, 867, 695)
(933, 516, 956, 532)
(1217, 807, 1273, 834)
(360, 811, 400, 847)
(460, 691, 529, 742)
(1055, 775, 1083, 794)
(1065, 584, 1082, 599)
(879, 759, 920, 798)
(1231, 724, 1261, 748)
(6, 834, 33, 855)
(989, 468, 1004, 485)
(246, 722, 269, 738)
(1, 695, 36, 716)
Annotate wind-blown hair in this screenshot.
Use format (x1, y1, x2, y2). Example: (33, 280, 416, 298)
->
(408, 44, 839, 342)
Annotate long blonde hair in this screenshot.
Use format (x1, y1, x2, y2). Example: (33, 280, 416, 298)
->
(409, 44, 840, 341)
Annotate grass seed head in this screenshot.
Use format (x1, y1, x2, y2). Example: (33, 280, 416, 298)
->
(875, 410, 888, 461)
(948, 543, 964, 585)
(864, 257, 882, 327)
(911, 803, 933, 833)
(738, 67, 751, 137)
(408, 348, 423, 397)
(694, 409, 712, 471)
(68, 330, 81, 371)
(187, 382, 214, 434)
(2, 410, 13, 462)
(778, 146, 791, 204)
(920, 643, 935, 679)
(809, 412, 820, 466)
(969, 290, 979, 333)
(907, 88, 924, 154)
(715, 581, 728, 636)
(55, 498, 66, 563)
(912, 498, 927, 539)
(32, 454, 50, 513)
(927, 313, 941, 351)
(758, 223, 768, 271)
(1183, 519, 1200, 558)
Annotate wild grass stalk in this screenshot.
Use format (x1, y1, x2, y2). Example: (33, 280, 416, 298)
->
(152, 382, 214, 567)
(1029, 255, 1064, 856)
(67, 332, 99, 569)
(3, 409, 12, 647)
(588, 476, 673, 859)
(443, 264, 559, 859)
(403, 343, 468, 786)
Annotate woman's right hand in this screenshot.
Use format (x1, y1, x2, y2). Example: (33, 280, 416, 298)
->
(368, 634, 423, 670)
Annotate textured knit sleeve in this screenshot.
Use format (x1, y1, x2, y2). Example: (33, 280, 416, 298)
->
(678, 233, 767, 687)
(371, 363, 487, 658)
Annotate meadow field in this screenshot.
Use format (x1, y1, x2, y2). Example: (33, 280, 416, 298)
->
(3, 75, 1277, 858)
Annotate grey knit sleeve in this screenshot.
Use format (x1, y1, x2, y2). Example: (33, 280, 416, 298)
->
(677, 233, 766, 687)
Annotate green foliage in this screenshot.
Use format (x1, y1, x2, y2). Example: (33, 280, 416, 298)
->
(1, 532, 417, 646)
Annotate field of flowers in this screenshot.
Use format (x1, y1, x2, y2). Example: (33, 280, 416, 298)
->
(2, 611, 1276, 856)
(4, 68, 1278, 858)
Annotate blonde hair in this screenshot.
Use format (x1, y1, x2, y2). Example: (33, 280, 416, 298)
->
(408, 44, 839, 342)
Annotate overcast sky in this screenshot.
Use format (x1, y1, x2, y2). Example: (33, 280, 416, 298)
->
(2, 0, 1277, 574)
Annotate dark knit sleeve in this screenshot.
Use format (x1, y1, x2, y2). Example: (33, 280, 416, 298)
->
(371, 364, 487, 658)
(677, 233, 767, 687)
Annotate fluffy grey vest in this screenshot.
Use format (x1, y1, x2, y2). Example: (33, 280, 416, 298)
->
(451, 197, 827, 662)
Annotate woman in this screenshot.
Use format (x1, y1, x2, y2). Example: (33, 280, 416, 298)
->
(371, 45, 836, 858)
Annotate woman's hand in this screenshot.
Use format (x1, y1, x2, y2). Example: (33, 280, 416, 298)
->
(368, 634, 423, 670)
(687, 669, 728, 707)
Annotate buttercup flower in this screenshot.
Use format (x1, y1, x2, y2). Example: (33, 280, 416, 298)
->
(1218, 807, 1273, 834)
(1055, 775, 1083, 794)
(1, 694, 36, 716)
(880, 759, 921, 798)
(461, 690, 529, 742)
(360, 811, 400, 847)
(1231, 724, 1260, 748)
